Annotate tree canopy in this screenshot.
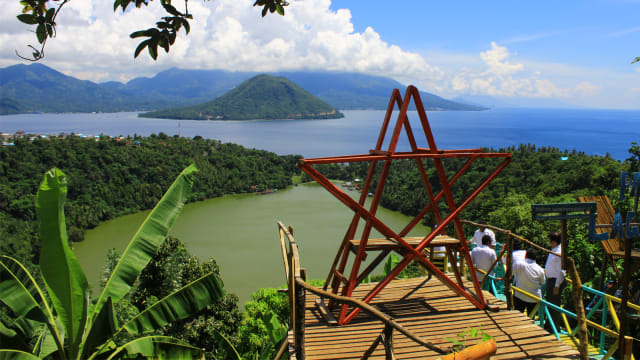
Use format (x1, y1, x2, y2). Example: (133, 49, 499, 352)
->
(16, 0, 288, 61)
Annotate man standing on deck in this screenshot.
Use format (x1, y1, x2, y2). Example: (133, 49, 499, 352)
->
(513, 248, 545, 315)
(470, 220, 496, 249)
(544, 231, 566, 330)
(471, 235, 497, 290)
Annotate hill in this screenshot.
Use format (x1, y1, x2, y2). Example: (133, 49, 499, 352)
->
(0, 63, 162, 113)
(140, 74, 344, 120)
(111, 68, 485, 111)
(0, 63, 484, 114)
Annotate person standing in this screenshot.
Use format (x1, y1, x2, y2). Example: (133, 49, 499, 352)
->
(513, 248, 546, 315)
(470, 220, 496, 248)
(471, 235, 497, 290)
(544, 231, 565, 330)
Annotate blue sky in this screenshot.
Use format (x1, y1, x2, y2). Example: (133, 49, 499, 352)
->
(1, 0, 639, 109)
(331, 1, 638, 66)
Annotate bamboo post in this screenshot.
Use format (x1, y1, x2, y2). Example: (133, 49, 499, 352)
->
(504, 233, 514, 310)
(561, 219, 568, 270)
(567, 258, 589, 360)
(618, 170, 639, 359)
(382, 324, 395, 360)
(295, 276, 306, 360)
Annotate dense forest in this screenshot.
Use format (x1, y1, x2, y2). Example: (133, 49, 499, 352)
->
(0, 134, 301, 269)
(2, 135, 639, 358)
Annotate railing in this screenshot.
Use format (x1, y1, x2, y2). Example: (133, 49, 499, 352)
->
(277, 221, 454, 359)
(462, 220, 638, 360)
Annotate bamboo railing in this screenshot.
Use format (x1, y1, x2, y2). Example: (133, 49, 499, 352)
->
(461, 220, 637, 360)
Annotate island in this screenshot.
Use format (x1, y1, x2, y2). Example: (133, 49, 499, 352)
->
(139, 74, 344, 120)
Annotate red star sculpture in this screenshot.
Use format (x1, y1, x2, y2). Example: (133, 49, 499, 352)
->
(298, 86, 512, 325)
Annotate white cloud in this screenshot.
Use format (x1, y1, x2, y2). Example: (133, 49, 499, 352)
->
(444, 42, 601, 100)
(0, 0, 443, 84)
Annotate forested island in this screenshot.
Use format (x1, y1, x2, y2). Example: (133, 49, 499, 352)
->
(140, 74, 344, 120)
(1, 134, 637, 358)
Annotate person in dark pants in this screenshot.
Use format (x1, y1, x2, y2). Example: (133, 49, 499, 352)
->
(544, 231, 565, 331)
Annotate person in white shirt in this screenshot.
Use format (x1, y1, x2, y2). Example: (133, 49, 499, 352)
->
(471, 235, 497, 290)
(513, 248, 546, 315)
(470, 221, 496, 248)
(544, 231, 566, 330)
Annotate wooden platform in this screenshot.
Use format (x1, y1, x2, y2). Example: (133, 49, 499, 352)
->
(301, 277, 579, 359)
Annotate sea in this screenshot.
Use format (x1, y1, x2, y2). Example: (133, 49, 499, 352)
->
(2, 107, 640, 161)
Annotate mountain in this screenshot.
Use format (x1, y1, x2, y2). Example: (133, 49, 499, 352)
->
(0, 63, 163, 113)
(0, 63, 484, 114)
(111, 68, 485, 111)
(140, 74, 344, 120)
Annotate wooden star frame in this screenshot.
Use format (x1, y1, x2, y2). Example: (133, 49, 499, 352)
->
(297, 86, 512, 325)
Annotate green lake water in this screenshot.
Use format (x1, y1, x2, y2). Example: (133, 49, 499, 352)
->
(73, 182, 430, 304)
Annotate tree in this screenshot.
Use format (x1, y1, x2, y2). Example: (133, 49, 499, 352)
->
(16, 0, 289, 61)
(0, 165, 226, 359)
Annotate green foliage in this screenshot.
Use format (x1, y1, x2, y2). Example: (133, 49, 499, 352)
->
(130, 2, 192, 60)
(141, 74, 344, 120)
(444, 327, 493, 352)
(0, 165, 226, 359)
(253, 0, 289, 17)
(117, 236, 243, 360)
(0, 135, 301, 272)
(237, 288, 289, 359)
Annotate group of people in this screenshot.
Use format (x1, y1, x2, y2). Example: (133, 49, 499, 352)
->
(469, 221, 565, 327)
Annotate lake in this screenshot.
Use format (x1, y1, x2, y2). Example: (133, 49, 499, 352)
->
(73, 182, 431, 304)
(2, 108, 640, 160)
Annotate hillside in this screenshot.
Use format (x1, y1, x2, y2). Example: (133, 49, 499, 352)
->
(140, 74, 344, 120)
(0, 63, 162, 113)
(111, 68, 485, 111)
(0, 63, 484, 114)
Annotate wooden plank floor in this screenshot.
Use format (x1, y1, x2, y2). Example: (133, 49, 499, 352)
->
(300, 277, 580, 359)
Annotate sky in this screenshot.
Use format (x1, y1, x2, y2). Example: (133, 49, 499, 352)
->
(1, 0, 640, 109)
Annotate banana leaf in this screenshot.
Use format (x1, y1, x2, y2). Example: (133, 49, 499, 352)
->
(121, 272, 224, 335)
(92, 164, 198, 318)
(0, 350, 41, 360)
(0, 256, 64, 354)
(80, 297, 117, 359)
(106, 336, 202, 360)
(36, 168, 89, 358)
(0, 256, 49, 323)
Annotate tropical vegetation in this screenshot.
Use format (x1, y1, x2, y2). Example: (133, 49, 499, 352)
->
(0, 165, 228, 359)
(0, 134, 301, 270)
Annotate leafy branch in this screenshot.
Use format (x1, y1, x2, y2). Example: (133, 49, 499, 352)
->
(16, 0, 289, 61)
(16, 0, 69, 61)
(129, 2, 193, 60)
(633, 57, 640, 64)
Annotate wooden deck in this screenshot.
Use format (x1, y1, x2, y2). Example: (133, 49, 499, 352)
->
(300, 277, 580, 359)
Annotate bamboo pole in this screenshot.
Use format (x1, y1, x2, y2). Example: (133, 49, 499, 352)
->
(567, 257, 589, 360)
(504, 233, 514, 310)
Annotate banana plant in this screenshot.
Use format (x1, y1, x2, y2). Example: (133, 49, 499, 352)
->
(0, 164, 225, 359)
